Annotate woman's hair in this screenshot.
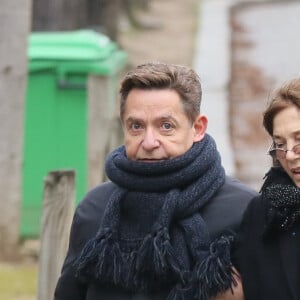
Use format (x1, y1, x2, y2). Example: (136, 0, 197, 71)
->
(263, 78, 300, 136)
(263, 78, 300, 167)
(119, 62, 202, 123)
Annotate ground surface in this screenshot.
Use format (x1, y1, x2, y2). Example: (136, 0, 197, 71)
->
(0, 1, 200, 299)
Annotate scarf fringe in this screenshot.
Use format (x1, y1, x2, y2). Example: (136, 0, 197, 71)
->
(75, 227, 181, 290)
(167, 284, 191, 300)
(75, 229, 236, 299)
(75, 228, 112, 273)
(137, 227, 181, 276)
(193, 235, 236, 300)
(165, 235, 236, 300)
(75, 229, 127, 286)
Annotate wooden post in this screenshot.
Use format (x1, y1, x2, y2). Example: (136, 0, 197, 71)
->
(87, 74, 123, 188)
(37, 170, 75, 300)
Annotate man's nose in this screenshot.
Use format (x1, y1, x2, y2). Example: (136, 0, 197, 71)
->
(142, 128, 160, 150)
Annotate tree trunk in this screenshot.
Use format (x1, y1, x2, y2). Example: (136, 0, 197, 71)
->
(87, 0, 121, 41)
(0, 0, 32, 258)
(32, 0, 87, 31)
(32, 0, 121, 41)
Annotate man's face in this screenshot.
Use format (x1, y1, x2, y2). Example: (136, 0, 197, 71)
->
(122, 88, 206, 161)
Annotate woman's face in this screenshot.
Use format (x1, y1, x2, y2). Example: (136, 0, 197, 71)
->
(273, 105, 300, 187)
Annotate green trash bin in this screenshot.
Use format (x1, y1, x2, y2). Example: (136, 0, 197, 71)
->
(21, 30, 128, 238)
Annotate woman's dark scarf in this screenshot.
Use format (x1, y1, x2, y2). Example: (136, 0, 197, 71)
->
(262, 167, 300, 233)
(75, 134, 236, 299)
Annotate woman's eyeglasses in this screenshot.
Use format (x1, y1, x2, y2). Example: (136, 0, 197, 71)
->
(268, 143, 300, 159)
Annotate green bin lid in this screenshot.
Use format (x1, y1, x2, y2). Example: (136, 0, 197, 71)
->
(28, 30, 128, 76)
(28, 30, 117, 61)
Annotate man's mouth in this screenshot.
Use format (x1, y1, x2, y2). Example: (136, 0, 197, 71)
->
(138, 158, 166, 163)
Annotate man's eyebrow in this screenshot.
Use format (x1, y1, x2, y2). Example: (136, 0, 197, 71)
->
(153, 115, 180, 127)
(158, 114, 179, 123)
(125, 114, 179, 123)
(125, 116, 142, 123)
(159, 114, 174, 119)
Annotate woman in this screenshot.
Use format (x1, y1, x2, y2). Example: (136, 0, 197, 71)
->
(234, 78, 300, 300)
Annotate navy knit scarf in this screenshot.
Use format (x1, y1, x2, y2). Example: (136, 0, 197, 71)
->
(75, 134, 236, 299)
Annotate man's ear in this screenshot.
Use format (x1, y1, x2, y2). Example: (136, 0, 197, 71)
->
(193, 114, 208, 142)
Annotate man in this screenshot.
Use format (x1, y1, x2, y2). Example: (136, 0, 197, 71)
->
(54, 62, 257, 300)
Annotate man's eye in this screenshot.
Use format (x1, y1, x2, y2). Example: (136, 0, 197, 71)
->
(131, 123, 141, 130)
(162, 123, 172, 130)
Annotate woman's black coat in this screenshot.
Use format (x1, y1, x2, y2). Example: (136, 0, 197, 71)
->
(54, 176, 257, 300)
(234, 195, 300, 300)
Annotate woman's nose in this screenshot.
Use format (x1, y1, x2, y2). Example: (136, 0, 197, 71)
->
(286, 148, 299, 161)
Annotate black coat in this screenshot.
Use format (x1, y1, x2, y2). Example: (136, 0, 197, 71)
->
(234, 195, 300, 300)
(54, 176, 257, 300)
